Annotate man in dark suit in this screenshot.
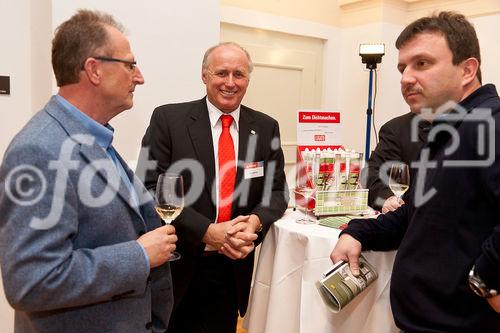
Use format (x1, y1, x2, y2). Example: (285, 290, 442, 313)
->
(363, 112, 430, 212)
(0, 10, 177, 333)
(331, 12, 500, 331)
(139, 42, 289, 333)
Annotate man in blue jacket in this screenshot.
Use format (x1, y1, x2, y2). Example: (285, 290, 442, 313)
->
(331, 11, 500, 331)
(0, 10, 177, 333)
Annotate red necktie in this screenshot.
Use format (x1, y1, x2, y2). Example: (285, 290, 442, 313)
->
(218, 115, 236, 222)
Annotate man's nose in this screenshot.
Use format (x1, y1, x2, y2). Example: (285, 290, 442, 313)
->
(134, 67, 145, 85)
(224, 74, 235, 86)
(400, 67, 416, 86)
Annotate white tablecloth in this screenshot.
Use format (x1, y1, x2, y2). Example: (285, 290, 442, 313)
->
(244, 209, 398, 333)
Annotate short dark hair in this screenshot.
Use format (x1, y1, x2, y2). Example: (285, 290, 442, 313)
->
(51, 9, 124, 86)
(396, 11, 481, 83)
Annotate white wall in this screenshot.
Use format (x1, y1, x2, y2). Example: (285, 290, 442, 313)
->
(0, 3, 32, 330)
(472, 13, 500, 88)
(0, 0, 50, 326)
(30, 0, 53, 112)
(221, 5, 342, 112)
(0, 0, 36, 161)
(338, 21, 409, 154)
(0, 1, 219, 331)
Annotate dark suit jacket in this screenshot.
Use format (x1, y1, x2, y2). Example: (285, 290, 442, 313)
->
(138, 97, 288, 315)
(363, 112, 430, 210)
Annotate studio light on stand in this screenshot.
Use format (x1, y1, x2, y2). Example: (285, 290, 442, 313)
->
(359, 43, 384, 161)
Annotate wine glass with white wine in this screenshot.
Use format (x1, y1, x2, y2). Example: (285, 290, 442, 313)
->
(389, 163, 410, 205)
(294, 186, 316, 224)
(155, 173, 184, 261)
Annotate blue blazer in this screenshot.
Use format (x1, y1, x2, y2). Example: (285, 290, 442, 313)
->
(0, 96, 173, 333)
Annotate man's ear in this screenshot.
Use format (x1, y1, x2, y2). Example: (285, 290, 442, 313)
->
(201, 70, 208, 84)
(461, 57, 479, 87)
(82, 58, 101, 85)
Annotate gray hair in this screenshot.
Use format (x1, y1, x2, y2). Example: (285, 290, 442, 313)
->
(202, 42, 254, 74)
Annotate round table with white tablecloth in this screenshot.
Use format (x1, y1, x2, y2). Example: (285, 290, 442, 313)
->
(244, 209, 398, 333)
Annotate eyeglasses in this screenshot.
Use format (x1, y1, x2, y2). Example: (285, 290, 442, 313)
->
(89, 56, 137, 71)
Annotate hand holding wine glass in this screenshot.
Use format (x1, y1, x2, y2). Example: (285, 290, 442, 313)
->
(137, 224, 177, 268)
(155, 173, 184, 261)
(389, 163, 410, 205)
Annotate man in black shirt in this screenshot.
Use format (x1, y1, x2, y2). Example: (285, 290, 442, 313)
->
(363, 112, 430, 213)
(331, 11, 500, 332)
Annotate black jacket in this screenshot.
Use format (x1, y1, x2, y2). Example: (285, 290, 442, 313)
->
(138, 97, 288, 316)
(364, 112, 430, 210)
(345, 85, 500, 332)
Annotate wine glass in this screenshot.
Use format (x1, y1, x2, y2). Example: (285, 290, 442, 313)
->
(155, 173, 184, 261)
(294, 186, 316, 225)
(389, 163, 410, 204)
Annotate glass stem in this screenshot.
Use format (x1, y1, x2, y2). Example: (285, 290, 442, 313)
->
(304, 196, 309, 220)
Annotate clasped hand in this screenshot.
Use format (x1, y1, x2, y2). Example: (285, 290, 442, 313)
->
(203, 215, 259, 260)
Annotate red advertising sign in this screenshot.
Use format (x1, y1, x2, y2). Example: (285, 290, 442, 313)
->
(298, 112, 340, 123)
(314, 134, 326, 141)
(297, 109, 342, 146)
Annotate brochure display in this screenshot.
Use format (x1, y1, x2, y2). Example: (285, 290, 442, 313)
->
(295, 110, 368, 216)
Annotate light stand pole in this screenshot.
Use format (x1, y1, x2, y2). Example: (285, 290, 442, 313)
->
(359, 44, 384, 162)
(364, 66, 375, 162)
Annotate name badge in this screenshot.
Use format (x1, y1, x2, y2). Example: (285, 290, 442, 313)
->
(244, 161, 264, 179)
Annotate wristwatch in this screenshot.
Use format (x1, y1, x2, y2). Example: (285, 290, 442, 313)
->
(468, 265, 498, 298)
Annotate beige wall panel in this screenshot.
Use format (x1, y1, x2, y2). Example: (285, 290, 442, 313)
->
(221, 0, 341, 26)
(406, 0, 500, 21)
(221, 23, 325, 187)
